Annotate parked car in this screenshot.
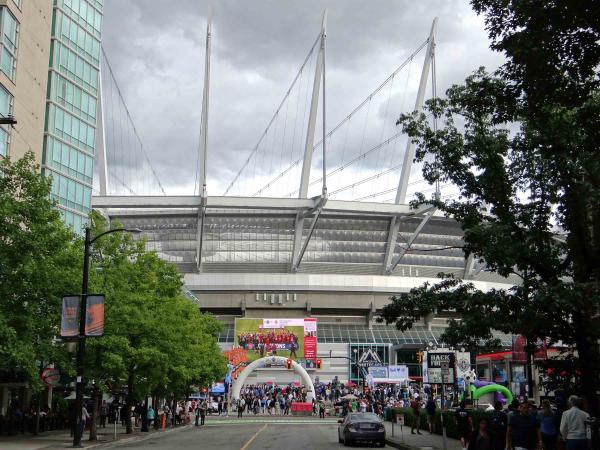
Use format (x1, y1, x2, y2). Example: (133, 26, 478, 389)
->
(338, 412, 386, 447)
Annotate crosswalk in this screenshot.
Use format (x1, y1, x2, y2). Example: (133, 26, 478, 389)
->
(201, 418, 339, 426)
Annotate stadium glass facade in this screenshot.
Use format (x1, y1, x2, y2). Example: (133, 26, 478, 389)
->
(96, 198, 517, 384)
(42, 0, 103, 232)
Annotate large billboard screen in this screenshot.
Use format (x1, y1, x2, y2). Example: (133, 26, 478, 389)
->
(234, 318, 317, 362)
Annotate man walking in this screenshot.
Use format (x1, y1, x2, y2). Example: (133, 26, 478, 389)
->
(488, 401, 508, 450)
(199, 400, 207, 426)
(559, 395, 589, 450)
(410, 396, 422, 434)
(99, 401, 108, 428)
(425, 396, 437, 434)
(318, 398, 326, 419)
(237, 397, 245, 418)
(506, 401, 541, 450)
(455, 401, 472, 450)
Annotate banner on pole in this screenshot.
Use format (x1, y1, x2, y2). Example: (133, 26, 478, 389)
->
(85, 295, 105, 336)
(60, 296, 80, 337)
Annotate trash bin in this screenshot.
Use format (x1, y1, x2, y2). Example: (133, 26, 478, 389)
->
(585, 417, 599, 450)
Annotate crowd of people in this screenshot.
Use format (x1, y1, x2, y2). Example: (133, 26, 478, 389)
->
(237, 329, 300, 358)
(405, 392, 590, 450)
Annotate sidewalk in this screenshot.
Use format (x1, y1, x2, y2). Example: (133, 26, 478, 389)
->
(384, 421, 462, 450)
(0, 423, 191, 450)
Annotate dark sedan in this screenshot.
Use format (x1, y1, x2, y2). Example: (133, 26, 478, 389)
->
(338, 412, 386, 446)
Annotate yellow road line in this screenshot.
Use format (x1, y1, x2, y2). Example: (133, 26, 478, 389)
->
(240, 423, 268, 450)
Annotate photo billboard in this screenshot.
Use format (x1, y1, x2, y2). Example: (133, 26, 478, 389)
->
(234, 318, 317, 362)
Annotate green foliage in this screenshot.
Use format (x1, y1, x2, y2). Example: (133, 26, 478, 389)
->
(0, 153, 81, 387)
(85, 212, 226, 400)
(381, 1, 600, 413)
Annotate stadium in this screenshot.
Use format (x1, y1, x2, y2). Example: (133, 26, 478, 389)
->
(91, 16, 517, 387)
(93, 195, 517, 385)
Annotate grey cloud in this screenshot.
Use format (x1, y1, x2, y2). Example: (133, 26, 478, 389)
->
(101, 0, 504, 197)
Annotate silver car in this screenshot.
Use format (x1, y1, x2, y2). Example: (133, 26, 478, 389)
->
(338, 412, 386, 447)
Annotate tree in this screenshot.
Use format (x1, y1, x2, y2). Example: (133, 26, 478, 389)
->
(0, 153, 80, 388)
(381, 1, 600, 414)
(84, 212, 226, 437)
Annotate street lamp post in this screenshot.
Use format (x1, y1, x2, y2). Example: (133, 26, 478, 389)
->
(73, 226, 141, 448)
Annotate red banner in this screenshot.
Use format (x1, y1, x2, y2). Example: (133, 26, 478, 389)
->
(85, 295, 105, 336)
(60, 296, 80, 337)
(304, 336, 317, 359)
(303, 318, 317, 360)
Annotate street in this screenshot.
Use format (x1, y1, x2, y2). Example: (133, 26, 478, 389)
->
(117, 419, 389, 450)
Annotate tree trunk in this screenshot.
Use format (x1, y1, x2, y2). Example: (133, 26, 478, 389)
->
(89, 385, 100, 440)
(574, 317, 600, 416)
(126, 370, 134, 434)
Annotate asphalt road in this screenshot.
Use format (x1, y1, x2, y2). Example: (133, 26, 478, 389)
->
(117, 419, 389, 450)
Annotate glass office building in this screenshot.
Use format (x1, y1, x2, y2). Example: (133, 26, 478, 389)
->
(42, 0, 103, 232)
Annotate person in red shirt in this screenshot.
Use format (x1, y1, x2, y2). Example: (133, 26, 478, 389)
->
(410, 397, 423, 434)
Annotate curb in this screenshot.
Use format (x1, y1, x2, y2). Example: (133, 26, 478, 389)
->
(385, 438, 419, 450)
(64, 424, 193, 450)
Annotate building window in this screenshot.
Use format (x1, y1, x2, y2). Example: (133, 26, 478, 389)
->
(52, 41, 98, 94)
(0, 84, 13, 156)
(0, 8, 18, 81)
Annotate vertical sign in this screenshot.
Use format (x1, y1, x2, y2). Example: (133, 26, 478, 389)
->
(60, 296, 80, 337)
(303, 318, 317, 359)
(85, 295, 105, 336)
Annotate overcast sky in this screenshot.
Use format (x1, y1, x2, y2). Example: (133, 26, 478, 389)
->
(101, 0, 504, 198)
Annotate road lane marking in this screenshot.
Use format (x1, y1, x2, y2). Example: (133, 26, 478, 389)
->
(240, 423, 267, 450)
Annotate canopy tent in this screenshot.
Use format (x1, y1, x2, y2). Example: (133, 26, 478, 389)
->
(210, 383, 225, 394)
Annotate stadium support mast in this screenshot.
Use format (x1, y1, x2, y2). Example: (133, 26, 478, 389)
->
(298, 10, 327, 199)
(383, 17, 437, 275)
(395, 17, 437, 204)
(96, 62, 109, 196)
(292, 10, 327, 272)
(196, 9, 212, 271)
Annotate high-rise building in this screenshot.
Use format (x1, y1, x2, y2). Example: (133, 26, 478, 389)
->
(0, 0, 52, 162)
(42, 0, 103, 231)
(0, 0, 103, 232)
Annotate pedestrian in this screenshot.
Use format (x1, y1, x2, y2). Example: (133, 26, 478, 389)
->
(199, 400, 207, 426)
(147, 405, 155, 428)
(455, 401, 473, 450)
(80, 404, 90, 438)
(506, 400, 542, 450)
(99, 401, 108, 428)
(488, 401, 508, 450)
(318, 398, 326, 419)
(425, 396, 437, 434)
(538, 400, 558, 450)
(468, 418, 493, 450)
(559, 395, 589, 450)
(410, 396, 422, 435)
(238, 397, 245, 418)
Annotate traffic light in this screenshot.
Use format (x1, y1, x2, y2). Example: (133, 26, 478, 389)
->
(416, 352, 423, 363)
(286, 358, 292, 369)
(316, 359, 322, 369)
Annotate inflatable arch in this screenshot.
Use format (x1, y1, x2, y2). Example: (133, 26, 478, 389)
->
(231, 356, 315, 403)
